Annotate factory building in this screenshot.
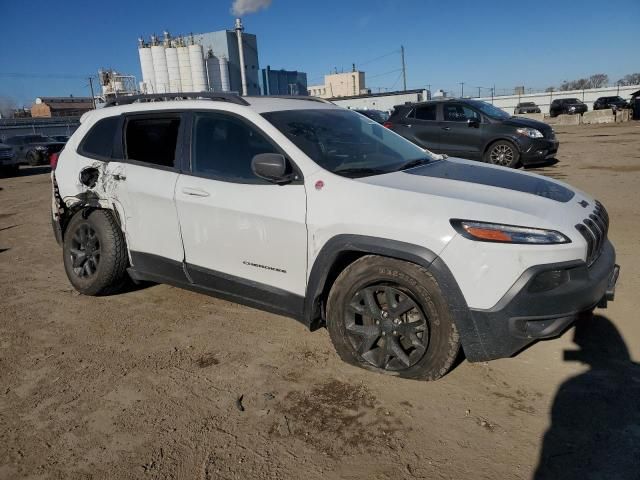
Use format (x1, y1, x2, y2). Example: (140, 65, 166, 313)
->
(137, 19, 260, 96)
(261, 66, 308, 96)
(31, 97, 94, 118)
(308, 69, 367, 98)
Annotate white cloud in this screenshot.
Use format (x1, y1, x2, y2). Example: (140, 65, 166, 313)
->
(231, 0, 272, 16)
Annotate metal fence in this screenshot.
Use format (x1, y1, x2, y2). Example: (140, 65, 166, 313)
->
(0, 117, 80, 141)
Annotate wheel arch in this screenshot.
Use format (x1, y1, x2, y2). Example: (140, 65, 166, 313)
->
(304, 234, 487, 360)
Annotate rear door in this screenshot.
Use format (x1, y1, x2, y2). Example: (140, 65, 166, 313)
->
(438, 103, 484, 159)
(394, 104, 441, 151)
(106, 112, 186, 274)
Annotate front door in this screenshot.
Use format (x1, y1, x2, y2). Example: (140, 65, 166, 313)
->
(396, 103, 441, 151)
(175, 111, 307, 311)
(439, 103, 485, 159)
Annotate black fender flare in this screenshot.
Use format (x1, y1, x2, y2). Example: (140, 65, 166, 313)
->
(303, 234, 487, 361)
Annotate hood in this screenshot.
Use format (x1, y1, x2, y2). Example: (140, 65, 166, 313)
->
(353, 158, 596, 231)
(502, 116, 551, 132)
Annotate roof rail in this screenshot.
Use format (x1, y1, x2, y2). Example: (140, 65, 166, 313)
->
(249, 95, 333, 104)
(104, 92, 249, 107)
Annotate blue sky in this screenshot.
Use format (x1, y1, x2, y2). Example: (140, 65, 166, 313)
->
(1, 0, 638, 105)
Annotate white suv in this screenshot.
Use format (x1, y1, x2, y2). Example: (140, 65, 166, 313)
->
(51, 94, 619, 380)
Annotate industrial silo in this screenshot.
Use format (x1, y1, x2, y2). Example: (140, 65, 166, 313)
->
(151, 43, 169, 93)
(165, 44, 182, 93)
(188, 43, 207, 92)
(177, 40, 193, 92)
(138, 39, 155, 93)
(219, 56, 230, 92)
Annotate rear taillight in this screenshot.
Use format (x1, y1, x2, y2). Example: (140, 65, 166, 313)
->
(383, 121, 393, 129)
(49, 152, 60, 170)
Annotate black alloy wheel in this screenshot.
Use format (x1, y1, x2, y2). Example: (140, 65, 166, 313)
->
(345, 284, 428, 371)
(69, 223, 101, 278)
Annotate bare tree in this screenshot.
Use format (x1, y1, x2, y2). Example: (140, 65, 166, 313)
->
(0, 96, 16, 119)
(545, 86, 555, 93)
(558, 74, 609, 91)
(616, 73, 640, 86)
(588, 73, 609, 88)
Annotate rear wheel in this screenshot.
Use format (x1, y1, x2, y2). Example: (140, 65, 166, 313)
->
(63, 210, 128, 296)
(326, 256, 460, 381)
(484, 140, 520, 168)
(26, 151, 40, 166)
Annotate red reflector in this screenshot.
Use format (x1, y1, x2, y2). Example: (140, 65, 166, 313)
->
(383, 121, 393, 129)
(49, 152, 60, 170)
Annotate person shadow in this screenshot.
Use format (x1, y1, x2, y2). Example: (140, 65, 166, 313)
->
(534, 313, 640, 479)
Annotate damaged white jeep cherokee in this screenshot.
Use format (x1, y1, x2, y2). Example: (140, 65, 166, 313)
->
(51, 93, 619, 380)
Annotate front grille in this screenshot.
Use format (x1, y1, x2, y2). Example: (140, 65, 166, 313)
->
(575, 201, 609, 266)
(0, 149, 13, 159)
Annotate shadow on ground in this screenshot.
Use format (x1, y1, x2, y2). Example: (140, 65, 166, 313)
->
(534, 313, 640, 479)
(0, 166, 51, 179)
(523, 158, 559, 169)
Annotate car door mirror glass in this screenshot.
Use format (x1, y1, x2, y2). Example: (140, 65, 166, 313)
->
(467, 118, 480, 128)
(251, 153, 293, 184)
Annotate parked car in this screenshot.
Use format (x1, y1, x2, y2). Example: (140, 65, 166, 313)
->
(385, 99, 558, 168)
(4, 134, 66, 165)
(50, 135, 71, 143)
(593, 96, 629, 111)
(0, 141, 20, 174)
(353, 109, 389, 124)
(549, 98, 588, 117)
(514, 102, 541, 114)
(51, 93, 618, 381)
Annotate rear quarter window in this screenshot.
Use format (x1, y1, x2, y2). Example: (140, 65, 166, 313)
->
(78, 116, 120, 160)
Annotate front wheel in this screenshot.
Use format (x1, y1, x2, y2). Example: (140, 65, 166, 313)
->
(326, 256, 460, 381)
(26, 151, 40, 166)
(62, 209, 128, 296)
(484, 140, 520, 168)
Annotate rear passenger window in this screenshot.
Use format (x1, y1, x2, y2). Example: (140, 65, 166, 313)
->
(413, 104, 437, 121)
(125, 116, 180, 168)
(79, 116, 120, 160)
(191, 112, 278, 183)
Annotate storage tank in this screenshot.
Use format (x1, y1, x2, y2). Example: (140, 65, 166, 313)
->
(188, 44, 207, 92)
(219, 56, 230, 92)
(138, 41, 155, 93)
(206, 55, 221, 91)
(177, 43, 193, 92)
(151, 44, 169, 93)
(165, 46, 182, 92)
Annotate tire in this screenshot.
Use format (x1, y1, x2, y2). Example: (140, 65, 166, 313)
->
(484, 140, 520, 168)
(26, 151, 39, 166)
(326, 255, 460, 381)
(62, 209, 128, 296)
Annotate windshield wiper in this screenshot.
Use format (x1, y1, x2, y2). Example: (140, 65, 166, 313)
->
(333, 167, 389, 178)
(395, 158, 431, 171)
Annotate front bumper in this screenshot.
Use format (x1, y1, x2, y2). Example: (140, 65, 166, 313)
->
(462, 240, 618, 362)
(518, 137, 559, 164)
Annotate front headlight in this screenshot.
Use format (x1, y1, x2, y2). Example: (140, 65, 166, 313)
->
(450, 220, 570, 244)
(516, 127, 544, 138)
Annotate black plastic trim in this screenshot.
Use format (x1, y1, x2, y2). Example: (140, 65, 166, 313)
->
(128, 251, 305, 323)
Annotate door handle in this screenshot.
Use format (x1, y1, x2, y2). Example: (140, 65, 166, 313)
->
(441, 127, 451, 131)
(181, 187, 210, 197)
(111, 173, 126, 181)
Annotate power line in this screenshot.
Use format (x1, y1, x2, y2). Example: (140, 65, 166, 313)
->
(358, 49, 401, 67)
(367, 68, 402, 80)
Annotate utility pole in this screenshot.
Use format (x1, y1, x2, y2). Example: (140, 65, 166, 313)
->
(88, 76, 96, 109)
(459, 82, 465, 98)
(400, 45, 407, 91)
(477, 86, 481, 98)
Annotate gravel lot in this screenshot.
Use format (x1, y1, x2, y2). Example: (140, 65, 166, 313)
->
(1, 122, 639, 480)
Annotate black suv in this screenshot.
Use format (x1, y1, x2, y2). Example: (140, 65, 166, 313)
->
(386, 99, 558, 168)
(4, 135, 66, 165)
(549, 98, 588, 117)
(514, 102, 541, 114)
(593, 96, 629, 111)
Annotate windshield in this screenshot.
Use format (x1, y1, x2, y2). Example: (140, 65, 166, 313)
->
(263, 109, 437, 178)
(519, 102, 535, 107)
(564, 98, 582, 104)
(465, 100, 511, 120)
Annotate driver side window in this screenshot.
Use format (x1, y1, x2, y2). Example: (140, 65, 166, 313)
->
(191, 113, 278, 184)
(443, 104, 480, 122)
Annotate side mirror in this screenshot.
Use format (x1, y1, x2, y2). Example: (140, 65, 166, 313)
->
(467, 118, 480, 128)
(251, 153, 295, 184)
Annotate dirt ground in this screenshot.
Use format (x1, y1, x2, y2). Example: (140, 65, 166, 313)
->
(1, 122, 639, 480)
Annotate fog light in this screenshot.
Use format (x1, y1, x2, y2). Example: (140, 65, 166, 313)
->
(529, 269, 570, 293)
